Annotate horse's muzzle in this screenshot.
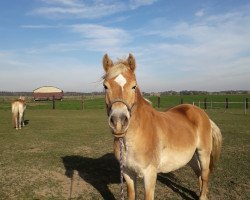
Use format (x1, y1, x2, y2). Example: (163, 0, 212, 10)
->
(108, 112, 130, 136)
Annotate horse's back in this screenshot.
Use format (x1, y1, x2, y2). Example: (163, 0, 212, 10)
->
(157, 104, 205, 150)
(12, 100, 25, 114)
(166, 104, 212, 150)
(166, 104, 210, 131)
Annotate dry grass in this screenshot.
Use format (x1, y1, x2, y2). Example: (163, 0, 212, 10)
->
(0, 108, 249, 199)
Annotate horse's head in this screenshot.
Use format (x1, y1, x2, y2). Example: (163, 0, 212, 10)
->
(102, 53, 137, 137)
(19, 96, 25, 101)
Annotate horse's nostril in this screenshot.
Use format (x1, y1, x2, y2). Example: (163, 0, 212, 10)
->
(120, 114, 129, 127)
(110, 115, 117, 127)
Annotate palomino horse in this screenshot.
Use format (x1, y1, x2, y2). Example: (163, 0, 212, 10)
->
(12, 96, 26, 130)
(102, 54, 222, 200)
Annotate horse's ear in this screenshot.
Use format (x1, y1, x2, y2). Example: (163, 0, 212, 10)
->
(127, 53, 136, 72)
(103, 54, 113, 72)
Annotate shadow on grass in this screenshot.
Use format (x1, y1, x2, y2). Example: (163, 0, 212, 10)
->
(62, 153, 119, 200)
(62, 154, 199, 200)
(157, 173, 199, 200)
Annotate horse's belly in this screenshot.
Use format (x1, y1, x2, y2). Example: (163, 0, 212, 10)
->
(158, 148, 195, 173)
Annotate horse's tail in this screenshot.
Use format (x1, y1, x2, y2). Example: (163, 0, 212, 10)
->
(209, 119, 222, 172)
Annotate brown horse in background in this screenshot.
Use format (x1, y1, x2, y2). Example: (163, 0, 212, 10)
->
(102, 53, 222, 200)
(12, 96, 26, 130)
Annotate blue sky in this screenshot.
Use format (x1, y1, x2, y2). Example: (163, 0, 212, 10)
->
(0, 0, 249, 92)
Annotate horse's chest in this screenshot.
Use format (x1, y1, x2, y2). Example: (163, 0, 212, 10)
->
(123, 148, 145, 177)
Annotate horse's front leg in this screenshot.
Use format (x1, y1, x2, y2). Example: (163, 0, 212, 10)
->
(124, 171, 136, 200)
(143, 166, 157, 200)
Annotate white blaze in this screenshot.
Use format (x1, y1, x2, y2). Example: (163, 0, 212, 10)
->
(114, 74, 127, 91)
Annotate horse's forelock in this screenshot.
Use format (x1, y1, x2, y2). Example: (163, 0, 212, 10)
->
(103, 62, 129, 80)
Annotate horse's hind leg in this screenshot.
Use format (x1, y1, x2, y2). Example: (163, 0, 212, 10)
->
(18, 112, 23, 129)
(21, 112, 25, 127)
(188, 151, 202, 191)
(14, 115, 18, 130)
(197, 150, 211, 200)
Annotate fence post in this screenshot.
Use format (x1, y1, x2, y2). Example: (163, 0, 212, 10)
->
(52, 96, 55, 109)
(204, 98, 207, 109)
(245, 98, 248, 115)
(180, 98, 183, 104)
(81, 96, 85, 110)
(157, 96, 160, 108)
(225, 98, 229, 109)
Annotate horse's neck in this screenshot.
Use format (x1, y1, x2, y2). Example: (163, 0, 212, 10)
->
(137, 88, 154, 112)
(121, 91, 156, 156)
(129, 89, 155, 130)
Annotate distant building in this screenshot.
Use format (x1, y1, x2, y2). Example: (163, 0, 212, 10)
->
(33, 86, 63, 101)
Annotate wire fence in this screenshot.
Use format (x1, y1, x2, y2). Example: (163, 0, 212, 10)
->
(149, 96, 249, 115)
(192, 100, 248, 114)
(1, 95, 249, 114)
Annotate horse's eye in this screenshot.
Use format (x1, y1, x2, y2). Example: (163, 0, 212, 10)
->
(103, 84, 108, 90)
(132, 85, 137, 90)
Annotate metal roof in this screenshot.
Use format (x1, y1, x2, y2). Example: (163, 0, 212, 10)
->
(33, 86, 63, 93)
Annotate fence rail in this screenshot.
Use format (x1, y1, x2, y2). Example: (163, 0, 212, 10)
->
(192, 100, 248, 114)
(1, 95, 249, 114)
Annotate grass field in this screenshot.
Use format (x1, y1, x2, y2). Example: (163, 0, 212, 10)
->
(0, 96, 249, 199)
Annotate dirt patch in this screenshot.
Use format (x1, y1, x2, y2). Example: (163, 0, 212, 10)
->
(33, 168, 92, 199)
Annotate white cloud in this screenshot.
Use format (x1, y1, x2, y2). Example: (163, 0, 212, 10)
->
(29, 0, 157, 19)
(30, 1, 125, 19)
(41, 0, 82, 7)
(72, 24, 131, 52)
(129, 0, 158, 9)
(20, 24, 57, 29)
(19, 23, 131, 56)
(195, 9, 204, 17)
